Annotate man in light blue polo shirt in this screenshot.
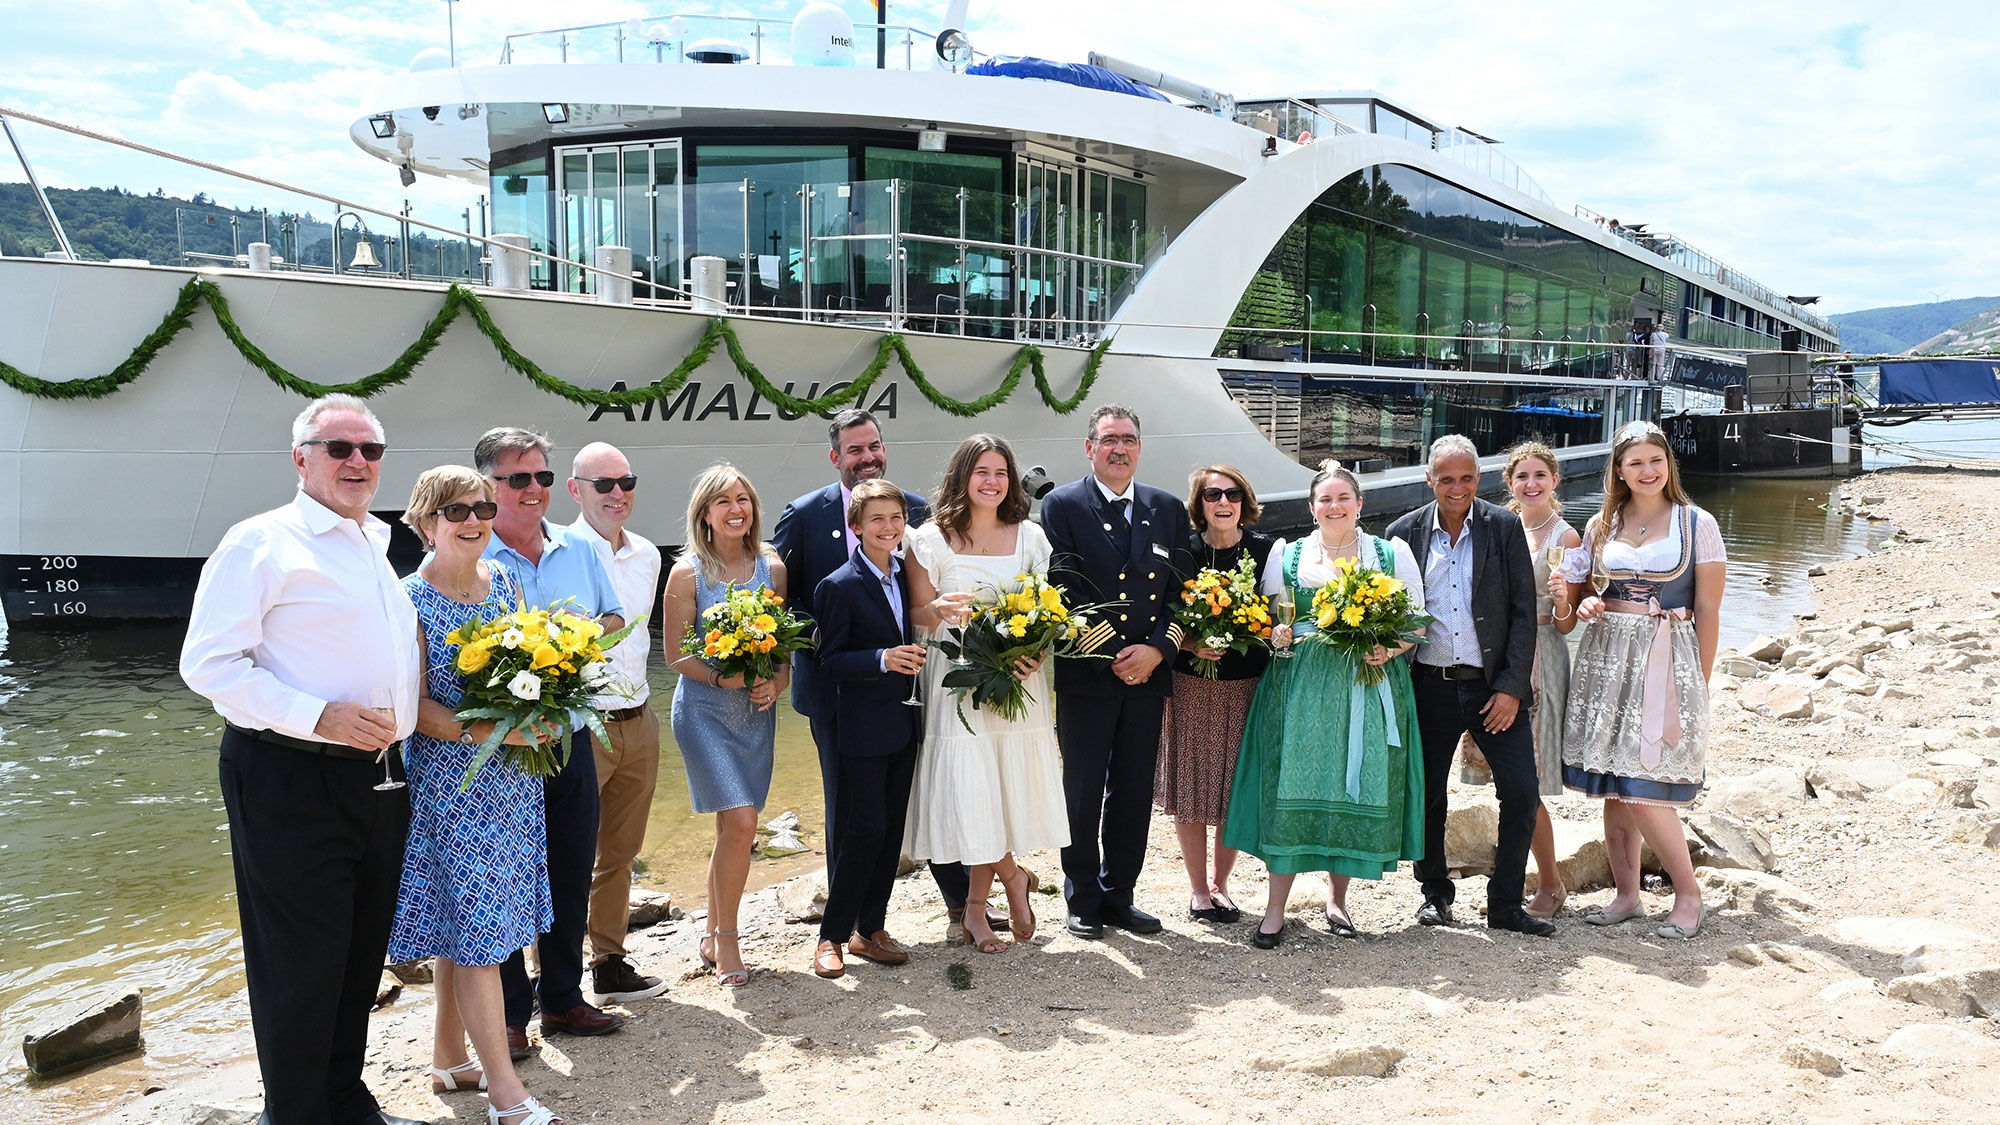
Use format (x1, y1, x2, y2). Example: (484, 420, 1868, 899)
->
(475, 427, 628, 1053)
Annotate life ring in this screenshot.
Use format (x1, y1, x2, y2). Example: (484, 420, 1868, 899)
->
(1296, 130, 1313, 145)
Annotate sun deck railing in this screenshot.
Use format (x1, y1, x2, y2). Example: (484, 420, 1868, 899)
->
(1572, 205, 1835, 337)
(499, 14, 948, 70)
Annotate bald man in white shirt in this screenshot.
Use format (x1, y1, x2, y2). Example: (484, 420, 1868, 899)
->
(180, 394, 428, 1125)
(566, 441, 670, 1006)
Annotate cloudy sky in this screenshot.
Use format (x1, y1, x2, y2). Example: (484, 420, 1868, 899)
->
(4, 0, 1996, 313)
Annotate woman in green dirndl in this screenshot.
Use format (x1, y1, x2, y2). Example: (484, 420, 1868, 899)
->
(1223, 463, 1426, 948)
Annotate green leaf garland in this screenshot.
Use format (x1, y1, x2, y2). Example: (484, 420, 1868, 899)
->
(0, 277, 1110, 416)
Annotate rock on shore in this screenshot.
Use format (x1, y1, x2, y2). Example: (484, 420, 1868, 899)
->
(22, 987, 142, 1076)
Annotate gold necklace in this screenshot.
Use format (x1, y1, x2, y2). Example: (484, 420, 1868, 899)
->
(426, 563, 484, 601)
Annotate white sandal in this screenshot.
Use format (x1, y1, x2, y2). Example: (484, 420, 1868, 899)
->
(430, 1057, 487, 1092)
(488, 1095, 565, 1125)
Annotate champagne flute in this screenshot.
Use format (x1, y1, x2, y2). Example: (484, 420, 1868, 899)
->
(1588, 563, 1612, 623)
(902, 641, 926, 708)
(368, 690, 405, 792)
(1273, 588, 1297, 659)
(1547, 544, 1573, 620)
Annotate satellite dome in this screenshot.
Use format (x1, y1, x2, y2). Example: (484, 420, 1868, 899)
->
(409, 47, 453, 72)
(791, 2, 856, 67)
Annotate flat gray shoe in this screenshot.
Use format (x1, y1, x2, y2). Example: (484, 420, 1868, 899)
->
(1583, 905, 1644, 926)
(1654, 919, 1701, 940)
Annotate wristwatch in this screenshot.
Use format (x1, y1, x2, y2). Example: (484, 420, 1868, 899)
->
(459, 728, 478, 745)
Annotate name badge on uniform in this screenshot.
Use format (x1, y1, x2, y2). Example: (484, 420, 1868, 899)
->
(1151, 543, 1170, 559)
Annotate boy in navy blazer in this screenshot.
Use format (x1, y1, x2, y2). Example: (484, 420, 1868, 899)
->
(774, 411, 977, 943)
(808, 479, 928, 978)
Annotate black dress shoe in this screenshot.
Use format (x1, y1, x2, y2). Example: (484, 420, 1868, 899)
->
(1251, 924, 1284, 950)
(1065, 912, 1105, 940)
(1416, 900, 1455, 927)
(1490, 913, 1558, 938)
(1101, 903, 1164, 934)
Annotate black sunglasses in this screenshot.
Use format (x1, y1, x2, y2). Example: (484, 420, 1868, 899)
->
(436, 501, 499, 523)
(492, 470, 556, 489)
(303, 439, 386, 462)
(1200, 487, 1247, 503)
(574, 474, 639, 494)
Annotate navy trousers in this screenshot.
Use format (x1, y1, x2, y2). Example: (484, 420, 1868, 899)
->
(813, 708, 968, 911)
(1056, 692, 1165, 918)
(818, 739, 921, 944)
(503, 730, 598, 1025)
(1410, 669, 1540, 925)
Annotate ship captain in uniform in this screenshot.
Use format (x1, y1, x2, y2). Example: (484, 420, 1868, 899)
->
(1039, 404, 1192, 940)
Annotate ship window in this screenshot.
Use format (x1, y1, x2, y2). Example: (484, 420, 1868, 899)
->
(489, 154, 553, 290)
(1220, 162, 1653, 379)
(1367, 225, 1422, 359)
(691, 144, 848, 309)
(1421, 241, 1466, 363)
(1306, 208, 1365, 355)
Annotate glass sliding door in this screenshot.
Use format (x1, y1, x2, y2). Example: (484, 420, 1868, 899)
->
(555, 141, 683, 300)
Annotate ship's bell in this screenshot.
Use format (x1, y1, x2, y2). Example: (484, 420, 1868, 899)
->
(349, 238, 381, 270)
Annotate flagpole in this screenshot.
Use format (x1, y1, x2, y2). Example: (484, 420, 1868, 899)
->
(876, 0, 887, 69)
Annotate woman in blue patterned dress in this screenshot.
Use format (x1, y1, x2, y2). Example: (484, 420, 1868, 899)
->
(663, 463, 789, 987)
(391, 466, 564, 1125)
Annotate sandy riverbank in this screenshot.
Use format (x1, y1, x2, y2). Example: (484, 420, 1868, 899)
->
(61, 467, 2000, 1124)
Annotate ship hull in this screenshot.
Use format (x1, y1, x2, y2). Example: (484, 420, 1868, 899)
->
(4, 257, 1317, 625)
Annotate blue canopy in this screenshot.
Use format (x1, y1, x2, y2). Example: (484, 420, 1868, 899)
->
(1879, 358, 2000, 406)
(966, 56, 1170, 102)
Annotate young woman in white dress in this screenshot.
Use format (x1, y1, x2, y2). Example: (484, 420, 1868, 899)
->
(904, 434, 1070, 954)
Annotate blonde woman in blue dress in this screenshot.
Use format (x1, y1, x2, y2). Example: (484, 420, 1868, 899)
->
(1559, 423, 1726, 940)
(662, 464, 789, 986)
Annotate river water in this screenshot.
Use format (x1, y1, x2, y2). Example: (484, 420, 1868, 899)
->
(0, 468, 1929, 1104)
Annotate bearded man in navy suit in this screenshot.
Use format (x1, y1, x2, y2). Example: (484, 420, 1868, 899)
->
(775, 410, 985, 939)
(1039, 404, 1192, 940)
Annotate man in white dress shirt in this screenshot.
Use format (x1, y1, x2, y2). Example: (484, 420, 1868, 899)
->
(565, 442, 670, 1005)
(179, 394, 428, 1125)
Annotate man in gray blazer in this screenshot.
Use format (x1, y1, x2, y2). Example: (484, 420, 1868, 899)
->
(1383, 435, 1555, 937)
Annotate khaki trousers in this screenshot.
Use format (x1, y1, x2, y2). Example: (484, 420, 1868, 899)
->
(587, 701, 661, 965)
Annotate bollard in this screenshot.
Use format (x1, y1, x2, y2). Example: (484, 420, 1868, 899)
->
(490, 234, 532, 291)
(593, 245, 633, 305)
(690, 255, 727, 315)
(246, 242, 273, 271)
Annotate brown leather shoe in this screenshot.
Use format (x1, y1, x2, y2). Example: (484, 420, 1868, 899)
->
(505, 1024, 531, 1061)
(848, 930, 912, 965)
(539, 1002, 625, 1037)
(812, 939, 846, 978)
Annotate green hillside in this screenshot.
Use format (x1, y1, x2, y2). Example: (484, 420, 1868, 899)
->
(0, 184, 482, 277)
(1909, 303, 2000, 355)
(1828, 296, 2000, 355)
